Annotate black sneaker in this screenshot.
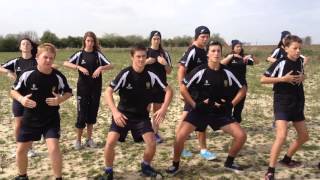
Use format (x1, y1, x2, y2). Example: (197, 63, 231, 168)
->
(166, 165, 180, 175)
(141, 163, 158, 177)
(15, 176, 29, 180)
(97, 171, 113, 180)
(224, 163, 243, 174)
(264, 172, 275, 180)
(279, 159, 302, 168)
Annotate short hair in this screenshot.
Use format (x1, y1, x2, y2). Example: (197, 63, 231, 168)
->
(36, 43, 57, 58)
(284, 35, 302, 47)
(206, 40, 222, 54)
(130, 44, 146, 57)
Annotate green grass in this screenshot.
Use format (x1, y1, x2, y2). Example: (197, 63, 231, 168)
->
(0, 45, 320, 179)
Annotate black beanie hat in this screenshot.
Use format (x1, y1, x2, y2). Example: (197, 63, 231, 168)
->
(281, 31, 291, 40)
(194, 26, 210, 40)
(150, 31, 162, 41)
(231, 39, 242, 49)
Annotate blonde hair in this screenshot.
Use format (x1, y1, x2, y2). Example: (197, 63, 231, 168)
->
(36, 43, 57, 58)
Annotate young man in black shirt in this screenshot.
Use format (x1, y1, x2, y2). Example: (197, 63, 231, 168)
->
(11, 43, 72, 180)
(167, 41, 247, 175)
(261, 35, 309, 180)
(100, 45, 173, 179)
(176, 26, 216, 160)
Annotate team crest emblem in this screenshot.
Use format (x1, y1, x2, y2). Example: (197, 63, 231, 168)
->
(81, 59, 86, 64)
(197, 58, 202, 63)
(204, 80, 210, 86)
(17, 67, 21, 71)
(224, 80, 228, 87)
(126, 83, 133, 89)
(146, 82, 151, 89)
(31, 83, 38, 90)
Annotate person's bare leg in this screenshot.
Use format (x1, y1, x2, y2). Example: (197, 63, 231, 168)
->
(104, 132, 120, 167)
(86, 124, 93, 140)
(152, 103, 162, 134)
(142, 132, 157, 163)
(173, 122, 196, 162)
(46, 138, 62, 178)
(286, 121, 309, 157)
(269, 120, 288, 167)
(16, 141, 32, 175)
(14, 117, 23, 141)
(221, 122, 247, 157)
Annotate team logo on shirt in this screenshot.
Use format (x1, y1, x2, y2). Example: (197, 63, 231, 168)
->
(81, 59, 86, 65)
(16, 67, 21, 71)
(204, 80, 211, 86)
(224, 80, 228, 87)
(146, 82, 151, 89)
(126, 83, 133, 89)
(31, 84, 38, 91)
(197, 58, 202, 63)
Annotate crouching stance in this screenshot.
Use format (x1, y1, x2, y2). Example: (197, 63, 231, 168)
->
(11, 43, 72, 180)
(100, 45, 173, 179)
(167, 41, 247, 175)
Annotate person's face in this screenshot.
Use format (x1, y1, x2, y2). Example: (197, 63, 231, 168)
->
(131, 50, 147, 69)
(151, 36, 161, 47)
(20, 39, 32, 53)
(36, 51, 55, 70)
(196, 34, 210, 47)
(233, 44, 242, 54)
(207, 45, 222, 63)
(285, 42, 301, 60)
(85, 36, 95, 49)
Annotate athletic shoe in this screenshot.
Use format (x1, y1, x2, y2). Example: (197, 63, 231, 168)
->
(200, 150, 217, 161)
(264, 172, 275, 180)
(97, 171, 113, 180)
(74, 140, 82, 150)
(181, 149, 192, 158)
(85, 139, 96, 148)
(155, 133, 163, 144)
(140, 163, 158, 177)
(27, 149, 37, 158)
(224, 163, 243, 174)
(14, 176, 29, 180)
(166, 165, 180, 175)
(279, 159, 302, 168)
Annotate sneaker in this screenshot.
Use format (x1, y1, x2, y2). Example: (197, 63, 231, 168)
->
(85, 139, 96, 148)
(279, 159, 302, 168)
(97, 171, 113, 180)
(224, 163, 243, 174)
(155, 133, 163, 144)
(140, 163, 158, 177)
(27, 149, 37, 158)
(200, 150, 217, 161)
(74, 140, 82, 150)
(15, 176, 29, 180)
(181, 149, 193, 158)
(166, 165, 180, 175)
(265, 172, 275, 180)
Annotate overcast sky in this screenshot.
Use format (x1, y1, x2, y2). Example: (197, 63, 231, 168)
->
(0, 0, 319, 45)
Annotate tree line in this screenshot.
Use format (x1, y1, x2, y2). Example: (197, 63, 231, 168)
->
(0, 30, 228, 51)
(0, 30, 312, 52)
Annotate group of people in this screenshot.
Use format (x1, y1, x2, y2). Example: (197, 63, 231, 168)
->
(0, 26, 315, 180)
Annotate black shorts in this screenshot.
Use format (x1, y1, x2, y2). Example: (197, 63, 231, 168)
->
(75, 91, 101, 128)
(274, 94, 305, 121)
(17, 123, 60, 142)
(109, 117, 153, 142)
(184, 109, 235, 132)
(151, 90, 165, 103)
(12, 99, 24, 117)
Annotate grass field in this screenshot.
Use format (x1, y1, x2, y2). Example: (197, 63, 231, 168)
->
(0, 45, 319, 179)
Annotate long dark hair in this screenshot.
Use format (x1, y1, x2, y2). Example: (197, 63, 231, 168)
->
(19, 37, 38, 58)
(82, 31, 101, 51)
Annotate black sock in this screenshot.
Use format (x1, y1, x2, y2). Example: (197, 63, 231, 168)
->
(282, 154, 292, 164)
(225, 156, 235, 166)
(173, 161, 180, 168)
(56, 178, 62, 180)
(18, 174, 27, 177)
(267, 167, 275, 174)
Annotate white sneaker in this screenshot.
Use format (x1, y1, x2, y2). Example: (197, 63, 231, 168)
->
(74, 140, 82, 150)
(85, 139, 96, 148)
(27, 149, 37, 157)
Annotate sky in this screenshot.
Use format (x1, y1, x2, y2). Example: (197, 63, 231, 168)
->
(0, 0, 319, 45)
